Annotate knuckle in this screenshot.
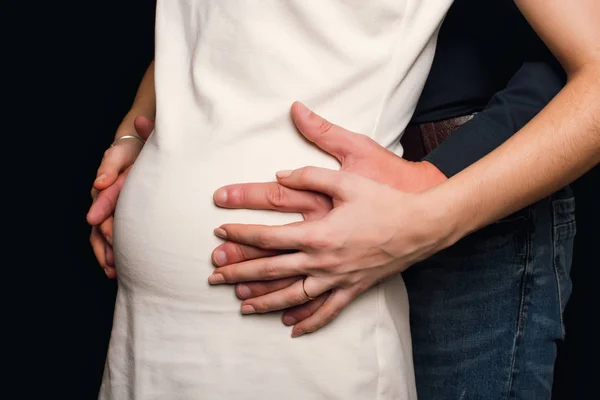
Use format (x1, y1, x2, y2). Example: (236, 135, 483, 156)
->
(316, 254, 341, 269)
(297, 167, 312, 184)
(290, 289, 307, 305)
(252, 301, 267, 313)
(351, 279, 370, 295)
(325, 306, 341, 322)
(339, 274, 357, 287)
(302, 321, 321, 333)
(256, 232, 274, 249)
(262, 262, 279, 279)
(316, 119, 334, 137)
(99, 223, 111, 237)
(267, 185, 287, 208)
(222, 268, 238, 283)
(306, 231, 335, 250)
(332, 179, 348, 195)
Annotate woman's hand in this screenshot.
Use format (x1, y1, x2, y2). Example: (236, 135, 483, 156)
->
(210, 167, 457, 337)
(87, 116, 154, 278)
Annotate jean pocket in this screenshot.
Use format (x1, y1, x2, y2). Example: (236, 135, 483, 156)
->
(552, 197, 576, 336)
(447, 208, 530, 260)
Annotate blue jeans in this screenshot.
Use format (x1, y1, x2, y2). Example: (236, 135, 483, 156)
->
(403, 187, 576, 400)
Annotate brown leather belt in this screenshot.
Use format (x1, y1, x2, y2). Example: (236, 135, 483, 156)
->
(401, 114, 475, 161)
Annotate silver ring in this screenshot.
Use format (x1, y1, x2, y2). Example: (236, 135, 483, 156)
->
(302, 277, 316, 301)
(110, 135, 145, 147)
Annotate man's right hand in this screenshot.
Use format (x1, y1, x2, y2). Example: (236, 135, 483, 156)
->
(211, 102, 448, 329)
(87, 116, 155, 278)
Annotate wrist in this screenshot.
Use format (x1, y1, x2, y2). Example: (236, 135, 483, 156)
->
(400, 160, 448, 192)
(388, 190, 459, 264)
(418, 161, 448, 186)
(115, 113, 139, 139)
(422, 178, 477, 250)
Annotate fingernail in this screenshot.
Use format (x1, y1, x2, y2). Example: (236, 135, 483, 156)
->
(296, 102, 312, 118)
(291, 329, 305, 338)
(241, 305, 256, 315)
(282, 316, 297, 326)
(213, 250, 227, 266)
(95, 174, 106, 184)
(237, 284, 251, 299)
(214, 228, 228, 239)
(208, 273, 225, 284)
(105, 235, 113, 246)
(213, 189, 228, 205)
(276, 170, 293, 179)
(103, 268, 112, 278)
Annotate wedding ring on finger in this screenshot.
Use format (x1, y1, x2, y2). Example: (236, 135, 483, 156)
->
(302, 277, 317, 301)
(110, 135, 145, 147)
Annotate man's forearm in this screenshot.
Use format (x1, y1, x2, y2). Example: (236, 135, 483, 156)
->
(437, 66, 600, 241)
(429, 0, 600, 243)
(116, 60, 156, 137)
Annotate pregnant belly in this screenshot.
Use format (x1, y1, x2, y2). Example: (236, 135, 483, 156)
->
(109, 130, 415, 399)
(113, 130, 340, 305)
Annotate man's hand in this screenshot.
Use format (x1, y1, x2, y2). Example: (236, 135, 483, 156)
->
(87, 116, 154, 278)
(211, 166, 454, 337)
(211, 102, 448, 332)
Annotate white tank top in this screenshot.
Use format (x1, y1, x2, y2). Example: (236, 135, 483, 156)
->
(101, 1, 453, 399)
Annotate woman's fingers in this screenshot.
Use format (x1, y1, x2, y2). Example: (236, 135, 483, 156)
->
(290, 289, 353, 338)
(239, 277, 331, 314)
(212, 241, 280, 266)
(98, 217, 114, 246)
(104, 245, 116, 278)
(90, 226, 115, 278)
(239, 279, 314, 314)
(281, 293, 329, 326)
(87, 171, 128, 226)
(235, 277, 301, 300)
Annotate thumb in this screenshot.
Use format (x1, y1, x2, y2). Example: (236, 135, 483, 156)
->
(93, 141, 139, 191)
(290, 102, 365, 163)
(133, 115, 155, 141)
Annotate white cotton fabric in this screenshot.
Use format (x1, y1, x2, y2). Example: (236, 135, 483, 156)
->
(100, 1, 452, 399)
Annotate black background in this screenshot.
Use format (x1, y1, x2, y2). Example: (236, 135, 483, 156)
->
(42, 0, 598, 398)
